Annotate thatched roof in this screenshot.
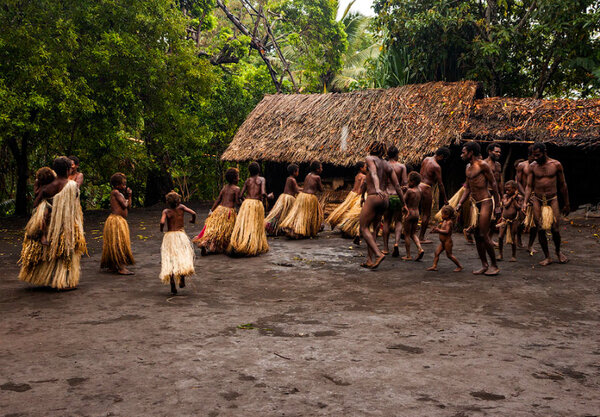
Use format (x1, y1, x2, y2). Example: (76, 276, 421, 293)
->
(222, 82, 600, 166)
(463, 97, 600, 148)
(222, 81, 481, 166)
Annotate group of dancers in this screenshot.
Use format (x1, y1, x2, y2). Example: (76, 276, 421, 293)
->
(17, 139, 570, 294)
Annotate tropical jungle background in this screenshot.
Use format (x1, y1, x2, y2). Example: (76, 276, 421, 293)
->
(1, 0, 599, 215)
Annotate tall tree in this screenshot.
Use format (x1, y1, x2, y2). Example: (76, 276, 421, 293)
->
(372, 0, 600, 98)
(0, 0, 214, 213)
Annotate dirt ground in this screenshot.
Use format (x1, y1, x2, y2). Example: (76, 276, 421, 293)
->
(1, 204, 599, 417)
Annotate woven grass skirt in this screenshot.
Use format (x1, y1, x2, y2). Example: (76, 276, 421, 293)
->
(434, 186, 465, 222)
(101, 214, 134, 270)
(265, 193, 295, 236)
(194, 205, 237, 253)
(18, 181, 86, 289)
(280, 192, 324, 238)
(160, 230, 195, 285)
(227, 199, 269, 256)
(338, 200, 362, 238)
(326, 191, 360, 229)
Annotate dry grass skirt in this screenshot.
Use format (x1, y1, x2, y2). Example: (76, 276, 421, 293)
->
(194, 205, 237, 253)
(101, 214, 134, 270)
(540, 204, 555, 231)
(338, 200, 362, 238)
(326, 191, 360, 229)
(19, 180, 86, 289)
(227, 199, 269, 256)
(265, 193, 295, 236)
(523, 204, 535, 231)
(434, 187, 465, 222)
(160, 230, 195, 285)
(280, 192, 324, 238)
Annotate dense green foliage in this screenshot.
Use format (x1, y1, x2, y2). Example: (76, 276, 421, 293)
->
(372, 0, 600, 97)
(1, 0, 598, 216)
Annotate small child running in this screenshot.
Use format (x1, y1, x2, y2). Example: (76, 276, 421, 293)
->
(401, 171, 424, 261)
(497, 180, 523, 262)
(160, 191, 196, 294)
(427, 205, 463, 272)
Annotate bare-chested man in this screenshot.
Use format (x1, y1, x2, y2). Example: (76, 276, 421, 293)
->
(523, 143, 570, 266)
(382, 145, 408, 257)
(456, 142, 501, 276)
(359, 141, 404, 269)
(484, 143, 503, 245)
(516, 146, 537, 253)
(418, 147, 449, 243)
(485, 143, 503, 195)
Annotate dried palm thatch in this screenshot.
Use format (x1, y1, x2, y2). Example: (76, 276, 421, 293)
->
(463, 97, 600, 148)
(222, 81, 481, 166)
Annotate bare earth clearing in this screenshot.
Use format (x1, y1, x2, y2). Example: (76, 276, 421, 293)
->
(1, 205, 599, 416)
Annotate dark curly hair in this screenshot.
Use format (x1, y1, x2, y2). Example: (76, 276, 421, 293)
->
(35, 167, 56, 187)
(165, 191, 181, 208)
(441, 205, 456, 220)
(52, 156, 72, 177)
(110, 172, 126, 188)
(408, 171, 421, 185)
(287, 164, 299, 176)
(463, 141, 481, 156)
(368, 141, 387, 157)
(225, 168, 239, 185)
(249, 162, 260, 176)
(310, 160, 322, 172)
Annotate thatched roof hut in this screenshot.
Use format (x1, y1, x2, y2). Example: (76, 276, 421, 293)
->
(222, 81, 600, 165)
(223, 81, 600, 206)
(222, 81, 482, 166)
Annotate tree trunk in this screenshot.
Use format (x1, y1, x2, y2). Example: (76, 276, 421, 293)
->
(7, 135, 29, 216)
(144, 168, 174, 207)
(143, 133, 174, 207)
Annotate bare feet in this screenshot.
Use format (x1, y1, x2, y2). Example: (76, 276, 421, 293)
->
(426, 265, 438, 271)
(473, 267, 488, 275)
(370, 254, 385, 269)
(392, 246, 400, 258)
(382, 250, 389, 255)
(401, 256, 412, 261)
(497, 254, 503, 261)
(509, 257, 517, 262)
(492, 240, 499, 248)
(528, 247, 537, 256)
(453, 266, 463, 272)
(484, 265, 500, 276)
(118, 268, 134, 275)
(360, 261, 373, 268)
(557, 253, 569, 264)
(539, 258, 553, 266)
(415, 250, 424, 261)
(421, 239, 433, 244)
